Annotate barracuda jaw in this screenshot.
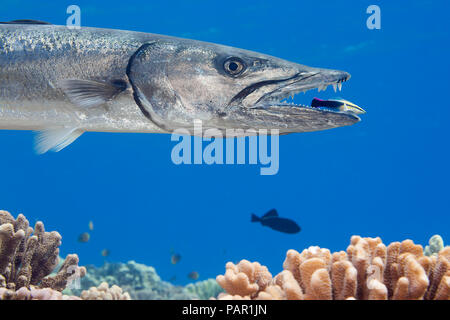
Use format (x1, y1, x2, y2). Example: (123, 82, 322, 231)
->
(255, 73, 364, 116)
(224, 65, 362, 132)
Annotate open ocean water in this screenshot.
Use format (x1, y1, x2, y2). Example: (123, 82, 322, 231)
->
(0, 0, 449, 286)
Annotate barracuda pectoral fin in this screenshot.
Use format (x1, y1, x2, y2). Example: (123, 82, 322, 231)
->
(34, 128, 84, 154)
(59, 79, 128, 109)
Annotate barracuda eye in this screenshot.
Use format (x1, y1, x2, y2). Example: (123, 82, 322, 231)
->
(223, 57, 246, 76)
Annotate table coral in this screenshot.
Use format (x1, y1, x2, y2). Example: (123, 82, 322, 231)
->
(216, 236, 450, 300)
(0, 210, 86, 300)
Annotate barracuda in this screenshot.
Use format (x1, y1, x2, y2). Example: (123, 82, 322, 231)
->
(0, 21, 364, 153)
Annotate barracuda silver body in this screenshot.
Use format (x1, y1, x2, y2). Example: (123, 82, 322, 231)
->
(0, 22, 362, 153)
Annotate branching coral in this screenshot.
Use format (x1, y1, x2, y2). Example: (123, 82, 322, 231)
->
(216, 236, 450, 300)
(0, 210, 86, 300)
(216, 260, 272, 299)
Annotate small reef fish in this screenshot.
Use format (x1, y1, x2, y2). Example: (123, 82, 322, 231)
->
(188, 271, 199, 280)
(101, 249, 110, 257)
(171, 253, 182, 265)
(78, 232, 90, 243)
(88, 221, 94, 231)
(0, 20, 363, 154)
(311, 98, 365, 114)
(251, 209, 301, 234)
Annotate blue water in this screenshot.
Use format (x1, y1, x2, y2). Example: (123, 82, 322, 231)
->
(0, 0, 449, 285)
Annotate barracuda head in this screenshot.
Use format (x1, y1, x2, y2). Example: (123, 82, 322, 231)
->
(127, 39, 364, 134)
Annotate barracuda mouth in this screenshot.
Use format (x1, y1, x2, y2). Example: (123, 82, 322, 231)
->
(223, 69, 363, 133)
(253, 72, 363, 115)
(228, 70, 364, 117)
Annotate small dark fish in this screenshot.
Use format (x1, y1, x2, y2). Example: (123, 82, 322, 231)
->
(251, 209, 301, 234)
(78, 232, 90, 243)
(101, 249, 110, 257)
(188, 271, 199, 280)
(169, 275, 177, 282)
(171, 253, 182, 265)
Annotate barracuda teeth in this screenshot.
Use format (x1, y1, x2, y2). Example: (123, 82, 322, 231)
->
(338, 83, 342, 91)
(317, 85, 325, 92)
(333, 84, 337, 92)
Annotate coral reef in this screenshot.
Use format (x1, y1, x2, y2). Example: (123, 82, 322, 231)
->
(0, 210, 219, 300)
(68, 260, 221, 300)
(216, 236, 450, 300)
(0, 210, 87, 300)
(8, 207, 447, 301)
(424, 235, 447, 257)
(0, 285, 82, 300)
(184, 278, 224, 300)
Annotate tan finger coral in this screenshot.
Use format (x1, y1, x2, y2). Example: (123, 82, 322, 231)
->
(216, 260, 272, 298)
(274, 270, 303, 300)
(331, 260, 357, 300)
(0, 210, 86, 299)
(216, 236, 450, 300)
